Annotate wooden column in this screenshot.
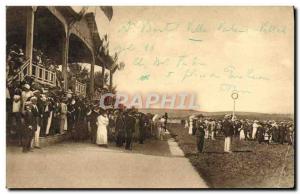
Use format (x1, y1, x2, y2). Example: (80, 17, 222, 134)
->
(109, 70, 113, 91)
(25, 7, 35, 75)
(101, 63, 105, 88)
(62, 31, 69, 91)
(90, 53, 95, 97)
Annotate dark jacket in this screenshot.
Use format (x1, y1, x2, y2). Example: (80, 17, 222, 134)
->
(125, 114, 136, 136)
(36, 97, 45, 116)
(32, 104, 41, 125)
(115, 114, 125, 132)
(195, 121, 205, 137)
(90, 111, 99, 130)
(24, 110, 37, 131)
(222, 119, 234, 137)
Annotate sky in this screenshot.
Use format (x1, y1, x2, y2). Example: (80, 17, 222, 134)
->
(86, 6, 294, 113)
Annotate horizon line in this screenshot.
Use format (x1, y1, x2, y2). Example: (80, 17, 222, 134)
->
(137, 107, 294, 115)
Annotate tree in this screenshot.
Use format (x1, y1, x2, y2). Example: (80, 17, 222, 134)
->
(94, 71, 109, 89)
(67, 63, 90, 91)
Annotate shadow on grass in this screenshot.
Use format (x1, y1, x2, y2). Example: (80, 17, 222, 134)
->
(233, 150, 252, 153)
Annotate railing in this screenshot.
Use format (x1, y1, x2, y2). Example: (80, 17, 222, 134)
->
(31, 64, 57, 87)
(75, 80, 86, 97)
(7, 59, 57, 87)
(19, 61, 31, 81)
(7, 59, 30, 84)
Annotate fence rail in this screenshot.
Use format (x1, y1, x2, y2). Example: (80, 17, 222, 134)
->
(8, 60, 57, 87)
(31, 64, 57, 87)
(75, 80, 86, 97)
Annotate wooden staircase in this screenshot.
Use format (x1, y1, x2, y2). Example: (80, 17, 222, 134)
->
(7, 60, 58, 88)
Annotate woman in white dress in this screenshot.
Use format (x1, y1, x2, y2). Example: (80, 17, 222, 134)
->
(188, 118, 193, 135)
(96, 111, 109, 147)
(239, 120, 245, 140)
(252, 120, 259, 140)
(158, 117, 166, 140)
(184, 120, 189, 129)
(152, 114, 160, 139)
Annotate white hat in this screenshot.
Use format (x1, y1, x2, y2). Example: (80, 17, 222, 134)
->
(41, 95, 47, 101)
(23, 84, 30, 90)
(30, 96, 37, 102)
(67, 93, 72, 98)
(13, 95, 21, 101)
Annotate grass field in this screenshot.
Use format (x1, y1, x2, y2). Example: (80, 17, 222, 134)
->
(138, 108, 293, 121)
(168, 123, 295, 188)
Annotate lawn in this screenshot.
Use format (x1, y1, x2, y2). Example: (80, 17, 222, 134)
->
(168, 123, 295, 188)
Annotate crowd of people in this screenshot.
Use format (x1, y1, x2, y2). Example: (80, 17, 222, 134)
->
(7, 44, 58, 77)
(6, 43, 173, 153)
(6, 77, 169, 153)
(185, 114, 294, 153)
(6, 44, 26, 77)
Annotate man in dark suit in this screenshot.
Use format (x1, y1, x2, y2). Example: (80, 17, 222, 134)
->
(222, 115, 234, 153)
(22, 101, 36, 152)
(67, 99, 76, 131)
(163, 112, 168, 132)
(125, 109, 136, 150)
(30, 96, 42, 149)
(138, 113, 145, 144)
(51, 98, 61, 135)
(278, 122, 287, 145)
(115, 110, 125, 147)
(195, 118, 206, 153)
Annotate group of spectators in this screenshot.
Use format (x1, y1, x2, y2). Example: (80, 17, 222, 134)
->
(185, 114, 294, 153)
(6, 44, 172, 153)
(231, 119, 294, 145)
(95, 109, 168, 150)
(6, 77, 169, 152)
(7, 44, 26, 77)
(32, 48, 57, 71)
(7, 44, 58, 75)
(6, 79, 89, 151)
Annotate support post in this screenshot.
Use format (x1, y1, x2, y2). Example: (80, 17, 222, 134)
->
(109, 70, 113, 91)
(25, 7, 35, 76)
(101, 63, 105, 88)
(90, 54, 95, 97)
(62, 30, 69, 91)
(233, 99, 236, 119)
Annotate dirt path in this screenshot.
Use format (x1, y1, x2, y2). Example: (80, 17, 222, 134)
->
(7, 134, 208, 188)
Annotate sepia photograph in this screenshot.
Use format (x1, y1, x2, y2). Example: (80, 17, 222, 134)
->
(5, 5, 295, 189)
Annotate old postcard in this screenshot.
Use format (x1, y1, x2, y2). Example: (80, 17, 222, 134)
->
(6, 6, 294, 189)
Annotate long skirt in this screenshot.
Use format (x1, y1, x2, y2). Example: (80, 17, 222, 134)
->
(158, 127, 164, 140)
(188, 125, 193, 135)
(224, 136, 232, 152)
(240, 129, 245, 140)
(96, 126, 108, 145)
(73, 120, 88, 141)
